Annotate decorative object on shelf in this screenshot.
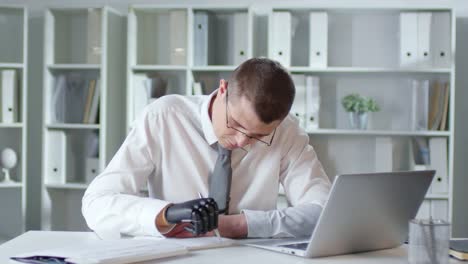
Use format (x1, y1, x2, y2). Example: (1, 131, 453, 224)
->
(0, 148, 18, 184)
(341, 93, 380, 130)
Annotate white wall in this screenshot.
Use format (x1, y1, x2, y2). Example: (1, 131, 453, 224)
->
(1, 0, 467, 235)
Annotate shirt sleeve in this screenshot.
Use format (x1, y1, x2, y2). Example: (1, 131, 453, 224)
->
(242, 120, 331, 238)
(82, 108, 168, 238)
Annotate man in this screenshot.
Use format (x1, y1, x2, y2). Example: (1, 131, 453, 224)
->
(82, 58, 331, 239)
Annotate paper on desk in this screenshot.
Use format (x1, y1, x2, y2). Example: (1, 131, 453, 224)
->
(134, 236, 236, 250)
(10, 239, 188, 264)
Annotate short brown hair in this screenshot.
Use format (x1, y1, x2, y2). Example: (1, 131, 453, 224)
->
(228, 58, 295, 124)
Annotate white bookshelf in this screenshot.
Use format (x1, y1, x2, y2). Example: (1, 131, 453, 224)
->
(0, 5, 27, 242)
(42, 7, 126, 231)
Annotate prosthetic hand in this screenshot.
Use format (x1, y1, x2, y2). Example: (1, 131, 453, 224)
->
(165, 198, 219, 236)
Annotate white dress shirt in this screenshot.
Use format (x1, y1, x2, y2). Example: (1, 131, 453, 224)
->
(82, 91, 331, 238)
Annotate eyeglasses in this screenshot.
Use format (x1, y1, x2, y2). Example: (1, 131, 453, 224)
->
(225, 90, 276, 146)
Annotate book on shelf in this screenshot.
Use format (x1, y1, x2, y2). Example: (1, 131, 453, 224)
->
(439, 82, 450, 131)
(450, 239, 468, 261)
(87, 79, 100, 124)
(1, 69, 19, 123)
(428, 81, 450, 131)
(83, 79, 96, 123)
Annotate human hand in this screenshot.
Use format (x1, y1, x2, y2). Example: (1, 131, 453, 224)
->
(165, 198, 219, 236)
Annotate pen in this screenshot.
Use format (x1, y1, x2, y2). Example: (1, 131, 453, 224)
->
(198, 192, 222, 240)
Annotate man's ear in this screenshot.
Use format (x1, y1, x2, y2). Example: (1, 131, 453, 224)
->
(218, 79, 228, 95)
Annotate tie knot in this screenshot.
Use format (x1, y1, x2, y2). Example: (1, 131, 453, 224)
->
(218, 144, 231, 156)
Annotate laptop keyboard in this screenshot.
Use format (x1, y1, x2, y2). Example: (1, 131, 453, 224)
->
(280, 242, 309, 250)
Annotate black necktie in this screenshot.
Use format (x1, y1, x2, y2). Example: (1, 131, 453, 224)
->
(209, 143, 232, 214)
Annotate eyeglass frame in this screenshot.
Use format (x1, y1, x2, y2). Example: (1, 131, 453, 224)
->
(225, 89, 276, 146)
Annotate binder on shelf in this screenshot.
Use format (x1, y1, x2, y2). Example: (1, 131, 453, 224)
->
(431, 200, 449, 221)
(309, 12, 328, 68)
(231, 12, 248, 65)
(428, 81, 443, 130)
(51, 74, 66, 123)
(271, 11, 291, 67)
(64, 73, 88, 123)
(86, 8, 102, 64)
(194, 12, 209, 66)
(169, 10, 187, 65)
(375, 137, 393, 172)
(417, 12, 432, 68)
(47, 131, 67, 184)
(290, 74, 306, 128)
(305, 76, 320, 130)
(85, 132, 100, 183)
(432, 12, 451, 68)
(400, 12, 418, 67)
(1, 70, 18, 123)
(429, 137, 448, 194)
(411, 80, 429, 131)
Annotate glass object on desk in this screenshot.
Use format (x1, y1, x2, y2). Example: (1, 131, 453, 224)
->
(408, 219, 450, 264)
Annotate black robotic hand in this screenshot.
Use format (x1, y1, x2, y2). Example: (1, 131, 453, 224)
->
(165, 198, 219, 236)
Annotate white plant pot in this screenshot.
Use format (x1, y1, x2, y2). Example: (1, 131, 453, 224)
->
(348, 112, 368, 130)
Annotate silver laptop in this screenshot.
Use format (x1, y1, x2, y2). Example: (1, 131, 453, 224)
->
(246, 170, 435, 258)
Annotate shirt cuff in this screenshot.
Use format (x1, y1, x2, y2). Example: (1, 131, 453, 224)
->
(241, 209, 272, 238)
(138, 198, 170, 236)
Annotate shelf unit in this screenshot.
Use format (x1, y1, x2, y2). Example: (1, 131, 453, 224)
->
(125, 3, 464, 236)
(267, 4, 457, 232)
(42, 7, 126, 231)
(0, 5, 28, 242)
(126, 5, 253, 128)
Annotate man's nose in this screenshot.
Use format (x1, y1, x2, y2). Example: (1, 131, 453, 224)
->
(235, 133, 252, 148)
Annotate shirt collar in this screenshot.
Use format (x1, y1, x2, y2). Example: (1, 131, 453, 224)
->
(201, 90, 219, 146)
(200, 90, 251, 152)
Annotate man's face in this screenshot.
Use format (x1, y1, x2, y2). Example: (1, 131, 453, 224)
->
(210, 80, 280, 150)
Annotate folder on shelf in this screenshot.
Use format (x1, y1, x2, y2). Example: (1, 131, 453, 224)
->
(86, 8, 102, 64)
(169, 10, 187, 65)
(411, 79, 429, 131)
(231, 12, 248, 65)
(64, 73, 88, 123)
(428, 81, 443, 130)
(309, 12, 328, 68)
(400, 12, 418, 67)
(194, 12, 209, 66)
(417, 12, 432, 68)
(290, 74, 306, 128)
(305, 75, 320, 130)
(271, 11, 291, 67)
(432, 12, 452, 68)
(429, 137, 448, 194)
(1, 70, 18, 123)
(47, 131, 67, 184)
(375, 137, 393, 172)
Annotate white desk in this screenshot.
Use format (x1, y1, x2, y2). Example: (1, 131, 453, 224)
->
(0, 231, 463, 264)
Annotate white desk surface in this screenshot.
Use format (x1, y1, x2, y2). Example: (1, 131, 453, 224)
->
(0, 231, 463, 264)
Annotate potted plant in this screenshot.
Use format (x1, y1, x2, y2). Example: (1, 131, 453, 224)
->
(341, 93, 380, 129)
